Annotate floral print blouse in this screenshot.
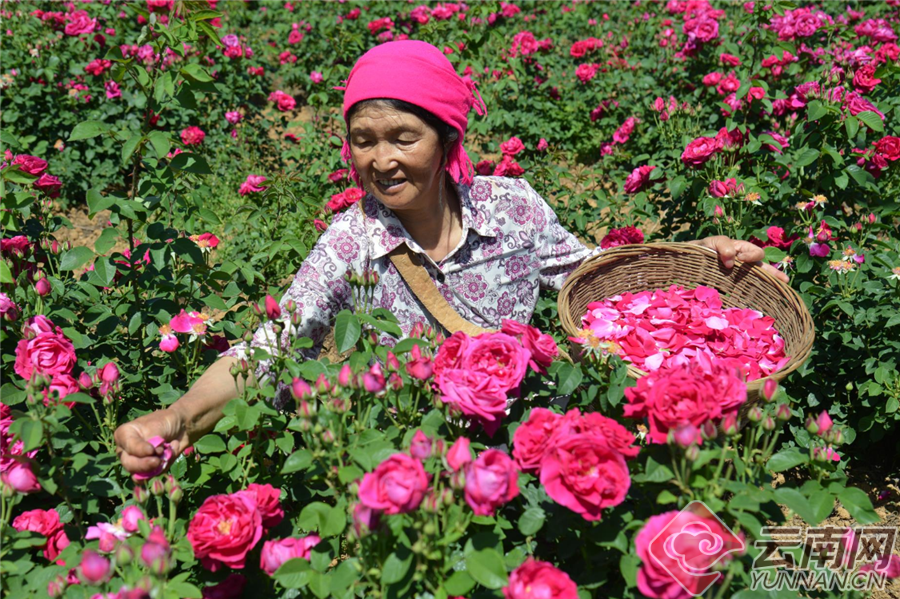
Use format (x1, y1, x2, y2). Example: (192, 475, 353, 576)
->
(224, 176, 601, 381)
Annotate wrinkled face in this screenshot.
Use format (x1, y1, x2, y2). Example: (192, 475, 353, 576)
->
(348, 102, 445, 214)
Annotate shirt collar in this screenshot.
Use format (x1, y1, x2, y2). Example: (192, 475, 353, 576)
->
(362, 179, 497, 261)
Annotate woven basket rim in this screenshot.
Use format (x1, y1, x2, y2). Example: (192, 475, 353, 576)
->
(557, 242, 815, 388)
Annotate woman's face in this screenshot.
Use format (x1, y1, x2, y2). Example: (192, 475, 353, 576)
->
(348, 102, 445, 214)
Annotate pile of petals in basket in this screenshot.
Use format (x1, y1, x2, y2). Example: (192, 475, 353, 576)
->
(573, 284, 789, 381)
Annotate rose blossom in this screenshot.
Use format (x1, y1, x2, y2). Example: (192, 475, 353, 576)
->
(551, 409, 641, 459)
(238, 175, 267, 196)
(540, 433, 630, 521)
(259, 535, 321, 576)
(12, 154, 48, 175)
(14, 332, 77, 380)
(33, 173, 62, 197)
(461, 333, 530, 393)
(236, 483, 284, 529)
(436, 368, 509, 435)
(309, 71, 323, 83)
(180, 126, 205, 146)
(268, 90, 296, 112)
(512, 408, 561, 473)
(358, 453, 429, 514)
(624, 165, 656, 194)
(600, 226, 644, 249)
(64, 10, 96, 36)
(187, 492, 264, 570)
(12, 508, 69, 562)
(225, 111, 242, 124)
(433, 331, 470, 374)
(500, 137, 525, 156)
(635, 509, 744, 598)
(1, 460, 41, 494)
(464, 449, 519, 516)
(874, 136, 900, 161)
(681, 136, 719, 167)
(503, 559, 578, 599)
(445, 437, 472, 471)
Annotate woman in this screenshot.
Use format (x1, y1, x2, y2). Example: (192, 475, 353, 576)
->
(116, 40, 787, 475)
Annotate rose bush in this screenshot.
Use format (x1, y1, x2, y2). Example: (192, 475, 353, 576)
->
(1, 1, 899, 598)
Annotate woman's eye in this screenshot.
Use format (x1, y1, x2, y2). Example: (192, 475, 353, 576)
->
(396, 138, 417, 145)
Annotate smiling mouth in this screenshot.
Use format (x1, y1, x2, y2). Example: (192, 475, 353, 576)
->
(375, 178, 406, 191)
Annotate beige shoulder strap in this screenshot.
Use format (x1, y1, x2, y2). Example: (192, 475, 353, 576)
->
(357, 197, 495, 336)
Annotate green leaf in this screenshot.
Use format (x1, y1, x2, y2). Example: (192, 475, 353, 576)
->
(198, 208, 221, 226)
(274, 558, 311, 589)
(838, 487, 880, 524)
(146, 131, 171, 160)
(197, 21, 224, 47)
(517, 507, 545, 536)
(382, 548, 413, 585)
(69, 120, 108, 141)
(555, 362, 583, 395)
(856, 111, 884, 133)
(806, 100, 826, 121)
(845, 115, 859, 139)
(122, 134, 143, 167)
(193, 435, 226, 454)
(181, 63, 214, 82)
(170, 152, 212, 175)
(86, 188, 116, 217)
(18, 419, 44, 452)
(668, 176, 687, 200)
(282, 449, 313, 474)
(166, 581, 202, 599)
(334, 310, 361, 353)
(59, 246, 94, 271)
(94, 228, 119, 255)
(632, 456, 675, 483)
(0, 261, 12, 284)
(767, 448, 807, 472)
(885, 314, 900, 328)
(466, 548, 508, 590)
(773, 487, 821, 525)
(793, 148, 820, 167)
(763, 247, 787, 263)
(444, 571, 475, 596)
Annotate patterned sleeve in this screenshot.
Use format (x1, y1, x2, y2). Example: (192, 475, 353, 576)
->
(522, 180, 603, 291)
(222, 207, 365, 384)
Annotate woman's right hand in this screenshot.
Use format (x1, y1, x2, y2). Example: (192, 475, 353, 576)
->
(114, 407, 190, 475)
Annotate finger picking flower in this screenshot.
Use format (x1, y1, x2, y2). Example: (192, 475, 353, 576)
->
(132, 436, 175, 481)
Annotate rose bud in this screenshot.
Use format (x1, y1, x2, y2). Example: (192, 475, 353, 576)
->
(700, 421, 718, 441)
(79, 549, 111, 584)
(685, 445, 700, 461)
(321, 430, 335, 444)
(720, 413, 740, 436)
(150, 478, 166, 496)
(747, 406, 764, 423)
(445, 437, 472, 472)
(133, 484, 149, 505)
(775, 403, 792, 421)
(671, 424, 698, 448)
(242, 331, 254, 343)
(78, 371, 94, 390)
(385, 351, 400, 372)
(338, 364, 352, 387)
(264, 295, 281, 320)
(1, 461, 41, 494)
(168, 485, 183, 505)
(762, 416, 776, 431)
(35, 277, 51, 296)
(762, 379, 778, 402)
(815, 411, 833, 436)
(115, 542, 134, 566)
(47, 575, 67, 598)
(284, 299, 296, 313)
(99, 362, 120, 384)
(831, 429, 844, 445)
(122, 505, 146, 533)
(291, 377, 312, 401)
(868, 213, 876, 224)
(422, 491, 441, 513)
(315, 374, 331, 394)
(805, 415, 819, 435)
(409, 430, 434, 461)
(449, 469, 466, 491)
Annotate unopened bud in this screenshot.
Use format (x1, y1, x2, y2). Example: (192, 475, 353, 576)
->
(291, 378, 312, 401)
(762, 379, 778, 402)
(133, 484, 149, 505)
(805, 415, 819, 435)
(845, 382, 853, 392)
(700, 420, 718, 441)
(168, 485, 183, 504)
(855, 222, 862, 232)
(831, 429, 844, 445)
(284, 299, 296, 313)
(747, 407, 764, 423)
(762, 416, 776, 431)
(1, 480, 14, 498)
(115, 542, 134, 566)
(321, 430, 335, 444)
(685, 445, 700, 461)
(720, 413, 740, 436)
(47, 575, 67, 598)
(79, 371, 94, 390)
(868, 213, 876, 224)
(150, 478, 166, 496)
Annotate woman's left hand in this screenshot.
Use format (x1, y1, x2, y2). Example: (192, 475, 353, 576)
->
(690, 236, 790, 283)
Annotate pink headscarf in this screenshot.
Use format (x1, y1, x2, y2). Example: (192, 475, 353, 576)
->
(338, 40, 486, 186)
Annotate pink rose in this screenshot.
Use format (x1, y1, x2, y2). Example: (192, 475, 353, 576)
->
(14, 332, 76, 380)
(13, 508, 61, 537)
(500, 137, 525, 156)
(351, 503, 381, 537)
(268, 90, 296, 112)
(681, 136, 719, 167)
(635, 509, 744, 598)
(122, 506, 146, 533)
(44, 373, 80, 407)
(181, 126, 205, 146)
(461, 333, 530, 393)
(12, 154, 48, 175)
(64, 10, 96, 36)
(503, 559, 578, 599)
(225, 111, 242, 124)
(433, 331, 470, 375)
(309, 71, 323, 83)
(259, 535, 321, 576)
(236, 483, 284, 529)
(79, 549, 111, 584)
(238, 175, 267, 196)
(445, 437, 472, 472)
(874, 136, 900, 161)
(1, 459, 41, 494)
(512, 408, 561, 473)
(436, 368, 509, 435)
(33, 173, 62, 198)
(552, 409, 641, 459)
(464, 449, 519, 516)
(540, 434, 630, 521)
(859, 554, 900, 578)
(520, 326, 558, 373)
(600, 225, 644, 249)
(187, 492, 264, 570)
(624, 165, 656, 194)
(409, 430, 435, 460)
(358, 453, 429, 514)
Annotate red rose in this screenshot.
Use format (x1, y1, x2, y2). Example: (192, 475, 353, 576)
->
(181, 126, 205, 146)
(12, 154, 48, 176)
(44, 373, 80, 408)
(436, 368, 508, 435)
(358, 453, 429, 515)
(14, 332, 77, 380)
(503, 559, 579, 599)
(64, 10, 96, 36)
(552, 409, 641, 459)
(874, 136, 900, 161)
(187, 493, 264, 570)
(624, 165, 656, 194)
(512, 408, 561, 473)
(236, 483, 284, 529)
(259, 535, 320, 576)
(500, 137, 525, 156)
(445, 437, 472, 472)
(464, 449, 519, 516)
(33, 173, 62, 198)
(636, 509, 744, 598)
(12, 508, 61, 537)
(853, 64, 881, 93)
(520, 326, 558, 373)
(681, 136, 719, 167)
(461, 332, 530, 393)
(540, 433, 630, 521)
(600, 225, 644, 249)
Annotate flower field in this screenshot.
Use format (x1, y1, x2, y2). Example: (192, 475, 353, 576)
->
(3, 1, 900, 598)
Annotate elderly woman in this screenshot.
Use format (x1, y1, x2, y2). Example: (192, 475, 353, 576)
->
(116, 40, 787, 475)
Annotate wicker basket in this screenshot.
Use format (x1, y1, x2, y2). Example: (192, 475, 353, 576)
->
(558, 242, 815, 405)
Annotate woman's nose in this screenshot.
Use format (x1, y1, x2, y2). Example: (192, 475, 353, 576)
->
(371, 141, 399, 172)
